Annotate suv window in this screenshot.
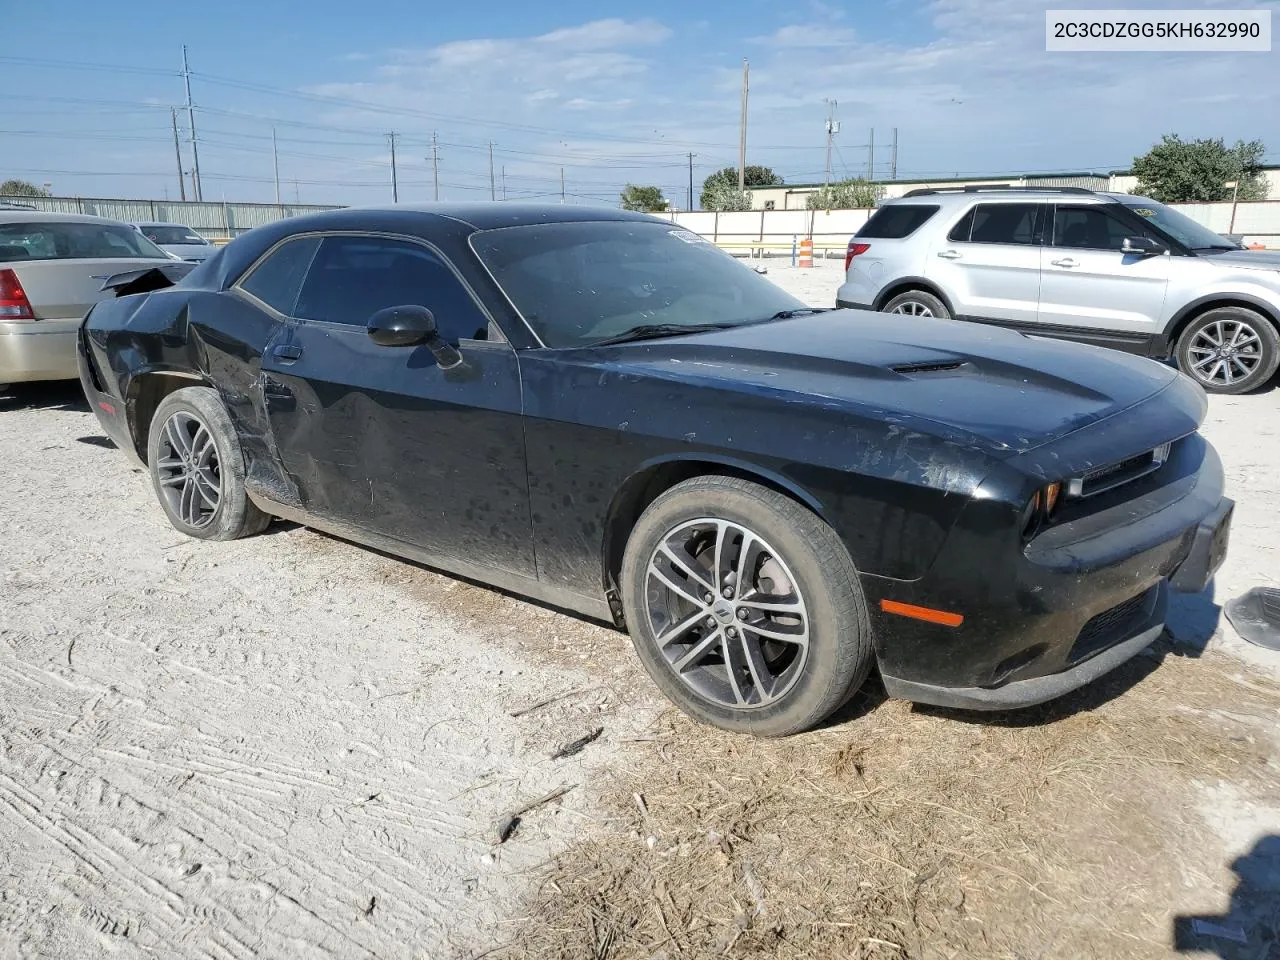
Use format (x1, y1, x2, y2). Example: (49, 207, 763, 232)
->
(295, 235, 489, 342)
(1052, 205, 1151, 251)
(961, 203, 1040, 245)
(239, 235, 321, 315)
(856, 204, 940, 239)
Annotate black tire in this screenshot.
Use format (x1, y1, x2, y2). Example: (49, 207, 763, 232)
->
(881, 289, 950, 320)
(620, 476, 874, 737)
(1176, 307, 1280, 395)
(146, 386, 271, 541)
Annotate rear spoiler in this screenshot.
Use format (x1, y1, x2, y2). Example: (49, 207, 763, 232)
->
(96, 262, 198, 298)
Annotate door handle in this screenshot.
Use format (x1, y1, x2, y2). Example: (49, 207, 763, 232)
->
(936, 249, 962, 260)
(272, 344, 303, 362)
(1050, 258, 1079, 268)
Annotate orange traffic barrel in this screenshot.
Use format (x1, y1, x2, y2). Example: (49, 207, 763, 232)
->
(799, 237, 814, 268)
(1247, 242, 1266, 250)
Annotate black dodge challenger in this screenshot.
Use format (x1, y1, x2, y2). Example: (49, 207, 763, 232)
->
(79, 204, 1233, 736)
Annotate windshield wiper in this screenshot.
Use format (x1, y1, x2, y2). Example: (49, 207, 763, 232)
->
(1191, 244, 1240, 252)
(592, 322, 739, 346)
(764, 307, 833, 320)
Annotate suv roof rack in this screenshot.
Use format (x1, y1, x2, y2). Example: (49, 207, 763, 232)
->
(901, 185, 1097, 198)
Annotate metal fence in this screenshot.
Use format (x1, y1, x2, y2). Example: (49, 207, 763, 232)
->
(0, 195, 343, 241)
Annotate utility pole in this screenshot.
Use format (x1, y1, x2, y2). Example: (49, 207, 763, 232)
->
(501, 166, 507, 201)
(823, 99, 839, 186)
(181, 45, 202, 201)
(891, 127, 899, 180)
(867, 128, 875, 180)
(488, 141, 496, 201)
(687, 152, 695, 211)
(738, 59, 749, 195)
(387, 131, 399, 202)
(560, 167, 565, 204)
(272, 127, 281, 205)
(429, 131, 439, 201)
(170, 107, 187, 202)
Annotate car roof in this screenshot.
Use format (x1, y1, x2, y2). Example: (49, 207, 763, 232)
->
(884, 189, 1154, 207)
(134, 221, 198, 228)
(0, 210, 135, 226)
(334, 202, 664, 230)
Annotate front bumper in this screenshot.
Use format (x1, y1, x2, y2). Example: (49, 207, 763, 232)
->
(872, 432, 1231, 711)
(0, 318, 81, 383)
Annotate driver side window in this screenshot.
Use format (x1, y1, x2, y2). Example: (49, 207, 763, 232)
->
(294, 235, 490, 342)
(1052, 206, 1151, 251)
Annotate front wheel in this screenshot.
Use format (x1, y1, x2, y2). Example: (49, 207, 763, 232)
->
(1176, 307, 1280, 394)
(620, 476, 874, 736)
(146, 386, 271, 541)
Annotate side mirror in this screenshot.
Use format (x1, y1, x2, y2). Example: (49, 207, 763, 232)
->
(366, 304, 463, 368)
(1121, 236, 1166, 256)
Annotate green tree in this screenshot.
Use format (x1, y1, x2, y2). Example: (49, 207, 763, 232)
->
(806, 178, 884, 210)
(1131, 135, 1268, 203)
(0, 179, 50, 198)
(700, 166, 781, 209)
(620, 184, 668, 212)
(701, 181, 753, 212)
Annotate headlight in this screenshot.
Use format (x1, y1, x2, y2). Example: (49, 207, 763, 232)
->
(1022, 481, 1063, 539)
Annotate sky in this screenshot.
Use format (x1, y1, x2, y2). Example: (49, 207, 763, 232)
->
(2, 0, 1278, 208)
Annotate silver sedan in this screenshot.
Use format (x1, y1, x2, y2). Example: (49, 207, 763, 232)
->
(1, 212, 182, 385)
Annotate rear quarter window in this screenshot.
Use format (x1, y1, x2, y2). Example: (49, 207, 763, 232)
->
(855, 204, 940, 239)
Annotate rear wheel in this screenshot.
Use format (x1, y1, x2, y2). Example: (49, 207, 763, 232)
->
(620, 476, 874, 736)
(1176, 307, 1280, 394)
(881, 289, 950, 319)
(146, 386, 271, 541)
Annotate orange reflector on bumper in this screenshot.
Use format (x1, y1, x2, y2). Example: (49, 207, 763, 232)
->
(880, 599, 964, 627)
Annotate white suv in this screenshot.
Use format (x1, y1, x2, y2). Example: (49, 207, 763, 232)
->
(835, 187, 1280, 394)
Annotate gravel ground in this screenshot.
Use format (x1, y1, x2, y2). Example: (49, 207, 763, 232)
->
(1, 259, 1278, 958)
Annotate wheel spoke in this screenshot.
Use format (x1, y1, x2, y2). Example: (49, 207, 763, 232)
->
(159, 472, 187, 488)
(726, 630, 773, 704)
(741, 619, 809, 647)
(648, 558, 708, 608)
(673, 630, 723, 672)
(1230, 355, 1257, 377)
(737, 592, 804, 614)
(165, 417, 191, 458)
(657, 543, 714, 594)
(655, 609, 708, 649)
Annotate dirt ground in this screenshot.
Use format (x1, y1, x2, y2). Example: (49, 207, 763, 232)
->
(2, 260, 1279, 959)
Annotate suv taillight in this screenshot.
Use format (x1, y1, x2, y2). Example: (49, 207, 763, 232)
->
(0, 269, 34, 320)
(845, 241, 870, 272)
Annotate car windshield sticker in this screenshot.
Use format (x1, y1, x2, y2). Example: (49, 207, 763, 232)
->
(1132, 208, 1157, 218)
(669, 229, 710, 245)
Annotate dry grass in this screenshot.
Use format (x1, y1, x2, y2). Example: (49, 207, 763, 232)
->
(495, 640, 1280, 960)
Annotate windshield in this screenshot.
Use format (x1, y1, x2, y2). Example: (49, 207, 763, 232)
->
(0, 220, 169, 261)
(140, 225, 207, 245)
(470, 220, 805, 348)
(1122, 200, 1235, 250)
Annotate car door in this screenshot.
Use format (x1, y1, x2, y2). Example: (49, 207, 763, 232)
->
(258, 232, 536, 579)
(1037, 204, 1171, 341)
(925, 202, 1045, 325)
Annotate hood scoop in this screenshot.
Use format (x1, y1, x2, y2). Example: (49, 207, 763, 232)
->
(891, 359, 968, 375)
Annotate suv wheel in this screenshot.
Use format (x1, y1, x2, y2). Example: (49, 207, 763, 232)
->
(882, 289, 950, 319)
(620, 476, 874, 736)
(1176, 307, 1280, 395)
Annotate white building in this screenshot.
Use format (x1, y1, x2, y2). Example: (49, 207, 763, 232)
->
(746, 167, 1280, 211)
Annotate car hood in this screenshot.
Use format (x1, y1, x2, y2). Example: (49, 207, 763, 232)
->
(159, 243, 212, 260)
(1198, 249, 1280, 271)
(582, 310, 1186, 457)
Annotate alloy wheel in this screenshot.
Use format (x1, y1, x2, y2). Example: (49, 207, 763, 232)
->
(1187, 318, 1263, 387)
(890, 300, 934, 317)
(644, 518, 810, 710)
(155, 411, 222, 528)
